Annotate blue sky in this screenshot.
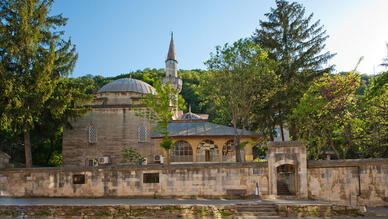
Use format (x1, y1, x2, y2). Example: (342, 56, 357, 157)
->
(51, 0, 388, 78)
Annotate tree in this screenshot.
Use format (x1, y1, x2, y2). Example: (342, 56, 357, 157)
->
(0, 0, 77, 167)
(252, 0, 335, 140)
(203, 38, 279, 162)
(292, 72, 360, 159)
(122, 147, 145, 165)
(357, 71, 388, 158)
(135, 81, 178, 164)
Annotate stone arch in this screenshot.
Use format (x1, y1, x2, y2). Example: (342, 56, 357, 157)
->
(222, 139, 245, 162)
(196, 139, 219, 162)
(171, 140, 193, 162)
(273, 160, 298, 196)
(274, 159, 297, 168)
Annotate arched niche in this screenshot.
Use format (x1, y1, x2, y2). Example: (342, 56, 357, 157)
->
(196, 139, 218, 162)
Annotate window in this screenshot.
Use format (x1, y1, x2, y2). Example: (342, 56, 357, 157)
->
(171, 141, 193, 162)
(88, 126, 97, 143)
(138, 126, 148, 142)
(73, 174, 85, 184)
(143, 173, 159, 183)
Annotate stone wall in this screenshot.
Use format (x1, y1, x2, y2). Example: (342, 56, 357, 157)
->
(62, 108, 159, 166)
(1, 159, 387, 207)
(308, 159, 388, 206)
(0, 163, 268, 198)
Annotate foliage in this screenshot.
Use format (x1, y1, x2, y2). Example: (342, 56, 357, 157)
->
(135, 81, 178, 163)
(160, 137, 173, 151)
(356, 71, 388, 158)
(122, 147, 145, 165)
(252, 0, 335, 140)
(203, 38, 279, 162)
(292, 72, 361, 159)
(48, 151, 62, 167)
(0, 0, 80, 167)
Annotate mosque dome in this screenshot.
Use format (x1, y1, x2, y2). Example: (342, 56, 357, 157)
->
(97, 78, 156, 94)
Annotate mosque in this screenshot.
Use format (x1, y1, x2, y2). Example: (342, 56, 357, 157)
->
(62, 35, 261, 166)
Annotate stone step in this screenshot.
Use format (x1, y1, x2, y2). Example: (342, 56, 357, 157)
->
(236, 211, 279, 217)
(236, 207, 277, 212)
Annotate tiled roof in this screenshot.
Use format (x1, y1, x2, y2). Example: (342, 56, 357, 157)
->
(151, 121, 260, 138)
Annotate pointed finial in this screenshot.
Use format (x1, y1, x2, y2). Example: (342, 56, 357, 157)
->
(166, 32, 177, 62)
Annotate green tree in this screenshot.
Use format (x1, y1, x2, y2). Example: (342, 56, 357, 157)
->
(135, 81, 178, 164)
(0, 0, 78, 167)
(357, 71, 388, 158)
(252, 0, 335, 140)
(203, 38, 279, 162)
(292, 72, 360, 159)
(122, 147, 145, 165)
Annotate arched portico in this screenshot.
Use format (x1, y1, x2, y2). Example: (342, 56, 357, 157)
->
(162, 136, 258, 163)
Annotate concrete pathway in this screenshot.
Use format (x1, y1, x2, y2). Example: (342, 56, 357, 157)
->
(0, 198, 331, 206)
(367, 207, 388, 217)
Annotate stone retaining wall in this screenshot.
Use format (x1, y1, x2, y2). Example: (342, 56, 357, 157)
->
(0, 163, 269, 198)
(307, 159, 388, 206)
(1, 159, 388, 207)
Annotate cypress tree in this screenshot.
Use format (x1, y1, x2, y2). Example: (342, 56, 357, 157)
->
(252, 0, 335, 140)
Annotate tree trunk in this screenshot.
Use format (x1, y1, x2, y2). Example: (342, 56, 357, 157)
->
(165, 149, 170, 164)
(328, 133, 340, 159)
(280, 122, 285, 141)
(23, 131, 32, 168)
(343, 124, 353, 159)
(289, 120, 297, 141)
(235, 135, 242, 162)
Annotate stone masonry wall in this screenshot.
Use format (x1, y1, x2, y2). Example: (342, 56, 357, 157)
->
(308, 159, 388, 207)
(1, 160, 387, 207)
(0, 163, 269, 198)
(62, 108, 160, 166)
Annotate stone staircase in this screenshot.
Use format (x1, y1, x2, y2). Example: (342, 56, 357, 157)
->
(277, 181, 292, 195)
(235, 203, 279, 217)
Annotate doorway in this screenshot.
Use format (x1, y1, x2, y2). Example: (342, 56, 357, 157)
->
(276, 164, 297, 196)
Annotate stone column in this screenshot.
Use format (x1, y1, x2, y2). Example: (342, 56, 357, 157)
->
(213, 139, 226, 163)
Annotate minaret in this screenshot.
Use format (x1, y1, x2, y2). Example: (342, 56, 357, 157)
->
(163, 33, 182, 119)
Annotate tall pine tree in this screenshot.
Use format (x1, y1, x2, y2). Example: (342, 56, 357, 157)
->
(252, 0, 335, 140)
(0, 0, 77, 167)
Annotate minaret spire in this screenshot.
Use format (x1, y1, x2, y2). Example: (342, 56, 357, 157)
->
(162, 32, 182, 120)
(166, 32, 177, 62)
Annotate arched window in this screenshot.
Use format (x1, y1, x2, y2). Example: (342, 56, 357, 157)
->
(171, 140, 193, 162)
(197, 140, 218, 162)
(138, 126, 148, 142)
(88, 125, 97, 143)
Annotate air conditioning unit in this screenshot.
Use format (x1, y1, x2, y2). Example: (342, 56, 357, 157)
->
(154, 155, 164, 164)
(87, 159, 98, 167)
(97, 156, 112, 165)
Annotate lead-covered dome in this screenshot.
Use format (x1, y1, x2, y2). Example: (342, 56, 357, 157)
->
(97, 78, 155, 94)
